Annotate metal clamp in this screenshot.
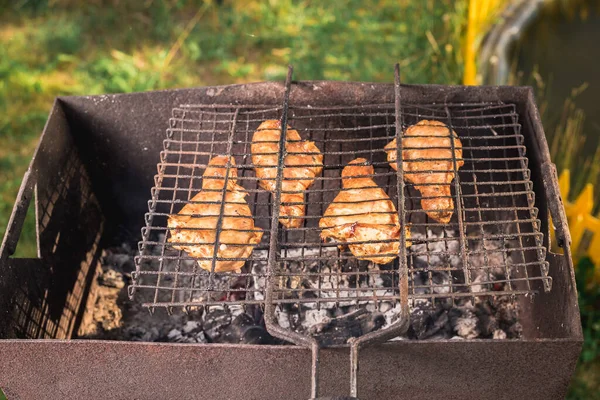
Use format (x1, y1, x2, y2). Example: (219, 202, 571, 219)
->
(541, 162, 571, 248)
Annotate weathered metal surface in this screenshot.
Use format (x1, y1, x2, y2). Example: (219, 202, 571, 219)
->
(0, 102, 105, 339)
(0, 339, 580, 399)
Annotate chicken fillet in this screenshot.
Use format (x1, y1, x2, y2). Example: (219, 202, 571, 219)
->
(251, 120, 323, 228)
(319, 158, 409, 264)
(384, 120, 464, 223)
(168, 155, 263, 273)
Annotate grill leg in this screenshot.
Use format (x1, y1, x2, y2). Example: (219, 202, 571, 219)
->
(311, 342, 320, 398)
(350, 341, 359, 398)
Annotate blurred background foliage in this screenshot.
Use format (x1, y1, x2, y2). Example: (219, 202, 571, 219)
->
(0, 0, 598, 398)
(0, 0, 468, 253)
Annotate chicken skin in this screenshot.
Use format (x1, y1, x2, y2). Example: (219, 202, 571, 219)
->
(319, 158, 408, 265)
(251, 120, 323, 228)
(384, 120, 464, 223)
(167, 155, 263, 273)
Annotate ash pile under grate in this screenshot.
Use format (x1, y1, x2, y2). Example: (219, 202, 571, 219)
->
(80, 236, 522, 344)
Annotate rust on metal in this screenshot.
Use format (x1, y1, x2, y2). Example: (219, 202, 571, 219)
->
(0, 73, 582, 399)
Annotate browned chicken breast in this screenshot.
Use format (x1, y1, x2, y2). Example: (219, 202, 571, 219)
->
(319, 158, 409, 265)
(167, 156, 263, 273)
(251, 120, 323, 228)
(384, 120, 464, 223)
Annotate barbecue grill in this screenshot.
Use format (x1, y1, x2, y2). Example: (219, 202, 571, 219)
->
(0, 65, 582, 399)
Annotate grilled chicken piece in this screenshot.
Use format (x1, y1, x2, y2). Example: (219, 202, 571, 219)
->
(251, 120, 323, 228)
(319, 158, 409, 265)
(168, 156, 263, 273)
(384, 120, 464, 223)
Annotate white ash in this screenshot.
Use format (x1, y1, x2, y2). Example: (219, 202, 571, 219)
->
(406, 295, 522, 340)
(166, 322, 207, 344)
(251, 250, 269, 301)
(168, 320, 207, 343)
(468, 235, 515, 293)
(493, 329, 507, 340)
(134, 234, 244, 306)
(381, 302, 402, 327)
(412, 269, 452, 297)
(252, 246, 402, 340)
(275, 306, 291, 330)
(451, 301, 480, 339)
(252, 225, 524, 343)
(79, 240, 271, 344)
(302, 309, 331, 330)
(99, 268, 125, 289)
(183, 320, 200, 333)
(410, 226, 523, 295)
(410, 228, 461, 270)
(82, 218, 525, 346)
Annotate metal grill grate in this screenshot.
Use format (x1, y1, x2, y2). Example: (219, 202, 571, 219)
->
(130, 99, 550, 312)
(130, 105, 284, 309)
(129, 66, 553, 397)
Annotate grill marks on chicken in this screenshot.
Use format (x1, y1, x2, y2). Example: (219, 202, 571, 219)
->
(319, 158, 409, 265)
(251, 120, 323, 228)
(167, 156, 263, 273)
(384, 120, 464, 223)
(166, 120, 461, 272)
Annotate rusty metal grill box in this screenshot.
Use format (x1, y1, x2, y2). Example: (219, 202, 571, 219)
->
(0, 80, 582, 399)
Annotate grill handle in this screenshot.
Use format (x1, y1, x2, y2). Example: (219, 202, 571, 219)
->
(541, 162, 571, 248)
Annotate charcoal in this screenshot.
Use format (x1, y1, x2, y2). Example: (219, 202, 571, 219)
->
(249, 227, 524, 342)
(202, 308, 233, 341)
(420, 307, 451, 339)
(450, 304, 480, 339)
(102, 244, 136, 273)
(124, 326, 148, 341)
(133, 327, 159, 342)
(219, 314, 273, 345)
(475, 302, 499, 337)
(83, 225, 524, 344)
(202, 307, 273, 344)
(309, 309, 385, 346)
(407, 300, 435, 339)
(167, 328, 183, 341)
(164, 325, 207, 343)
(303, 309, 330, 330)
